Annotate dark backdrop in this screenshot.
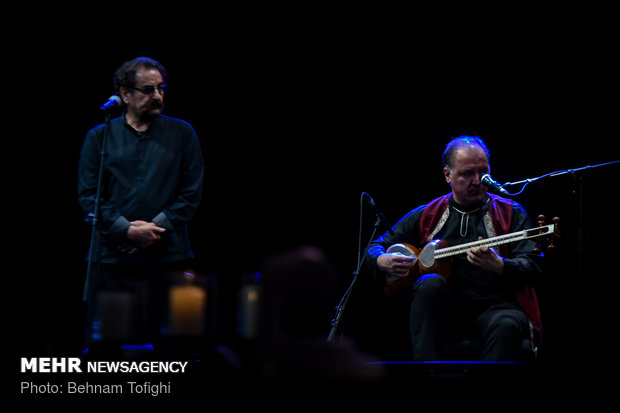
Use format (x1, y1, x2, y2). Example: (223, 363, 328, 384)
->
(14, 21, 619, 377)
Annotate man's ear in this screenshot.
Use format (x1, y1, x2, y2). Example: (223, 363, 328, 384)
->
(119, 87, 131, 104)
(443, 167, 452, 185)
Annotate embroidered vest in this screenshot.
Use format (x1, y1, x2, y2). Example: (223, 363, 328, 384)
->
(418, 193, 542, 341)
(419, 193, 512, 250)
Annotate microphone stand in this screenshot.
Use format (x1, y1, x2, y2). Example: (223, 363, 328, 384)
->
(500, 160, 619, 196)
(502, 160, 618, 350)
(328, 212, 382, 342)
(82, 113, 111, 302)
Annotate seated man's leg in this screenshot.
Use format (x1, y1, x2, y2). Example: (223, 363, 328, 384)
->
(410, 274, 451, 361)
(476, 304, 529, 361)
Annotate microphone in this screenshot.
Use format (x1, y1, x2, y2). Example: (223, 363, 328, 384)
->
(363, 193, 395, 236)
(481, 173, 509, 195)
(99, 95, 122, 112)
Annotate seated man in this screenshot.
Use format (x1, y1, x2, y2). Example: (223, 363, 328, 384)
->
(366, 136, 542, 361)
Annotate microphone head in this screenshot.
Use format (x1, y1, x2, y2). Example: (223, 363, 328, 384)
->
(363, 192, 377, 207)
(99, 95, 122, 112)
(481, 174, 493, 186)
(481, 174, 508, 195)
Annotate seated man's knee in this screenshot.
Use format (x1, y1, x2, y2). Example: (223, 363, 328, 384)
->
(484, 310, 528, 341)
(492, 314, 522, 335)
(413, 274, 446, 300)
(481, 311, 529, 361)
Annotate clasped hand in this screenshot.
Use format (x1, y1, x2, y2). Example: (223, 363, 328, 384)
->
(117, 220, 166, 254)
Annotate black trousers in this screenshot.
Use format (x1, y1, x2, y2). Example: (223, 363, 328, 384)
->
(410, 273, 529, 361)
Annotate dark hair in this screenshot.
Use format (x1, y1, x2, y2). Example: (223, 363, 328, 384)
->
(113, 57, 167, 92)
(441, 135, 491, 169)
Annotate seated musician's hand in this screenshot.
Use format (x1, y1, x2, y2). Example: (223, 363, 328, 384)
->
(466, 236, 505, 275)
(377, 253, 415, 278)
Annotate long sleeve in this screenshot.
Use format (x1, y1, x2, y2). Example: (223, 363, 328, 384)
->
(77, 115, 204, 264)
(502, 205, 543, 290)
(151, 127, 204, 232)
(77, 123, 131, 246)
(364, 195, 543, 298)
(366, 205, 426, 279)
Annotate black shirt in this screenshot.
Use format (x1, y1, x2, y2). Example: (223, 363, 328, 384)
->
(368, 194, 542, 310)
(78, 115, 204, 264)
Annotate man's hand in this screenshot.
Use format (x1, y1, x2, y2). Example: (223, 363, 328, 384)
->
(377, 253, 415, 278)
(117, 241, 138, 255)
(466, 236, 504, 275)
(121, 220, 166, 252)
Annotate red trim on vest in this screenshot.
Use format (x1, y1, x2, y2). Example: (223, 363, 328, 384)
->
(418, 194, 451, 242)
(418, 193, 542, 342)
(419, 193, 513, 244)
(488, 194, 513, 257)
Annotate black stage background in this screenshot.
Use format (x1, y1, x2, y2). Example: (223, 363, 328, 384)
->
(12, 15, 620, 399)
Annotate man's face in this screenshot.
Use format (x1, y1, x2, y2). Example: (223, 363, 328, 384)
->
(443, 145, 490, 207)
(121, 67, 165, 121)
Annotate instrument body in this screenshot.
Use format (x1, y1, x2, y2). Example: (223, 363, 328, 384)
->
(383, 223, 556, 296)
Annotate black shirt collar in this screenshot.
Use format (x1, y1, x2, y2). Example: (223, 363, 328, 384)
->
(121, 112, 159, 137)
(449, 193, 490, 213)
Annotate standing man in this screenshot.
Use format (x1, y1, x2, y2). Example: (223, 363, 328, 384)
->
(78, 57, 204, 344)
(367, 136, 542, 361)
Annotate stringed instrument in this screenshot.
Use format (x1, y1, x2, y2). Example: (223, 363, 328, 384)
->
(383, 219, 558, 296)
